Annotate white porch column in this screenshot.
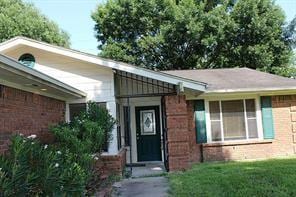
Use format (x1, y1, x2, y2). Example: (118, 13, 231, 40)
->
(65, 102, 70, 122)
(106, 100, 118, 155)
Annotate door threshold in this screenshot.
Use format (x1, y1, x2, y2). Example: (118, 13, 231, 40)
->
(126, 163, 146, 167)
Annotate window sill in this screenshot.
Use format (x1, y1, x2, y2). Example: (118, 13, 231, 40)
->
(202, 139, 273, 147)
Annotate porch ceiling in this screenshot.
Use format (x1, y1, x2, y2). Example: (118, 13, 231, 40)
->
(115, 70, 177, 98)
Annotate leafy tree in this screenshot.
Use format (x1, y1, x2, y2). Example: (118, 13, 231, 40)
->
(0, 0, 70, 47)
(92, 0, 295, 76)
(284, 16, 296, 49)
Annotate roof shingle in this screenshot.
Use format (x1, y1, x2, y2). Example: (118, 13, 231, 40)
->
(163, 68, 296, 93)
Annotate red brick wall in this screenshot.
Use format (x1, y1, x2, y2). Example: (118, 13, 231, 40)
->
(202, 141, 275, 161)
(164, 95, 190, 171)
(187, 101, 202, 164)
(95, 148, 126, 178)
(272, 95, 296, 156)
(0, 85, 126, 177)
(165, 95, 296, 171)
(0, 85, 65, 153)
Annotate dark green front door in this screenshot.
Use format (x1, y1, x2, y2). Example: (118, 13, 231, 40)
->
(136, 106, 162, 161)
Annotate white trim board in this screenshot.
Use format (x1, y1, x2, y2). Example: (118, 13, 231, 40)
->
(187, 89, 296, 100)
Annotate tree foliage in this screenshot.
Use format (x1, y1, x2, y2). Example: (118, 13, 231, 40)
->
(0, 0, 70, 47)
(284, 16, 296, 49)
(92, 0, 296, 76)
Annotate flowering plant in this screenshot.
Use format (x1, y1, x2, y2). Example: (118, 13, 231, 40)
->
(0, 101, 115, 195)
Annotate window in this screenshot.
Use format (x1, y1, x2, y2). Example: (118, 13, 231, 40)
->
(69, 103, 86, 121)
(208, 99, 258, 142)
(96, 102, 106, 108)
(69, 102, 107, 121)
(69, 102, 109, 151)
(18, 53, 35, 68)
(140, 110, 156, 135)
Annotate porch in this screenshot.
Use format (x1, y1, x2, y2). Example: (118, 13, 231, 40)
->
(114, 70, 204, 173)
(115, 70, 175, 173)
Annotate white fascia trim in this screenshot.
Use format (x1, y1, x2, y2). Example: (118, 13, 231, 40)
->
(0, 54, 86, 98)
(0, 37, 207, 92)
(0, 37, 22, 51)
(206, 87, 296, 94)
(186, 87, 296, 100)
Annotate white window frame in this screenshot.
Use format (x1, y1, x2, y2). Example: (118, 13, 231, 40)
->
(205, 95, 264, 143)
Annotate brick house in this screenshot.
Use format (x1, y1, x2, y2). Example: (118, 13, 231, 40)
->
(1, 37, 296, 173)
(0, 54, 85, 154)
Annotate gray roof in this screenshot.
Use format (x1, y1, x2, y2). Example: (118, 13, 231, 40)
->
(163, 68, 296, 93)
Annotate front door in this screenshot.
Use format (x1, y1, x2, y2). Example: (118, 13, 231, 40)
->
(136, 106, 162, 161)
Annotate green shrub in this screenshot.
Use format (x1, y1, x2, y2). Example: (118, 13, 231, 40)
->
(0, 135, 89, 196)
(52, 101, 115, 154)
(0, 101, 116, 196)
(73, 101, 115, 152)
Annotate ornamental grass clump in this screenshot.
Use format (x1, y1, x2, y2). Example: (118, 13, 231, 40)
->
(0, 102, 115, 196)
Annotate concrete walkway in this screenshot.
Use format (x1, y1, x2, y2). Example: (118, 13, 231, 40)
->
(130, 162, 166, 178)
(112, 162, 169, 197)
(112, 176, 169, 197)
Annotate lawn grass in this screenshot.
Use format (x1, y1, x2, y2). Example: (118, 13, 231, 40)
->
(169, 158, 296, 197)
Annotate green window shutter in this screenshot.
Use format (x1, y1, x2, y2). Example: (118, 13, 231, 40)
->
(195, 100, 207, 143)
(261, 96, 275, 139)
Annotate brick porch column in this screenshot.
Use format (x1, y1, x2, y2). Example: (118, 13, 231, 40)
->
(164, 95, 190, 171)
